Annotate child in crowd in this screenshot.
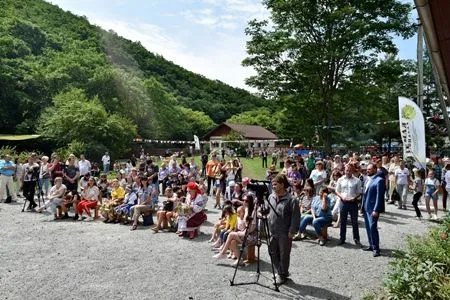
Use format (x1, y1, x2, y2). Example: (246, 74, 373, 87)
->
(212, 205, 237, 249)
(153, 187, 177, 232)
(208, 200, 232, 243)
(115, 185, 138, 224)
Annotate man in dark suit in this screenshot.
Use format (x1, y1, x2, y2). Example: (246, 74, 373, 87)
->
(362, 163, 385, 257)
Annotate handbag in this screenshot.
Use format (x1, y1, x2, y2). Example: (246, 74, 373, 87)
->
(163, 200, 174, 211)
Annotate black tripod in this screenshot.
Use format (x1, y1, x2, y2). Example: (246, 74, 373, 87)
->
(229, 181, 280, 292)
(21, 179, 43, 212)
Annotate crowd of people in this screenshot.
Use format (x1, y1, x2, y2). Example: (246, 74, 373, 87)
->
(1, 148, 449, 285)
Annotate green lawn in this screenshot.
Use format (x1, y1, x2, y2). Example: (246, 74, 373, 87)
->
(115, 155, 269, 181)
(189, 155, 268, 180)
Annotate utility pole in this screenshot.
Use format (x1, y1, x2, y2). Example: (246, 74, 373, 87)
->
(417, 23, 424, 111)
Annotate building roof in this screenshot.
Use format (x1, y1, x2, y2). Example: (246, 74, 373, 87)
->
(416, 0, 450, 100)
(224, 123, 278, 139)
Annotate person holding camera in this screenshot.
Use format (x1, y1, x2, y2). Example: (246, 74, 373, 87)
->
(268, 173, 300, 285)
(22, 156, 40, 210)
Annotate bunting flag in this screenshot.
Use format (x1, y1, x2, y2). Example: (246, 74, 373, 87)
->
(398, 97, 426, 168)
(132, 138, 291, 144)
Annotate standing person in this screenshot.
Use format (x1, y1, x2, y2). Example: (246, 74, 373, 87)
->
(22, 156, 40, 210)
(200, 151, 208, 178)
(39, 156, 51, 199)
(424, 170, 440, 220)
(0, 154, 18, 203)
(394, 160, 410, 209)
(409, 168, 424, 220)
(130, 154, 137, 167)
(444, 162, 450, 212)
(49, 155, 64, 186)
(78, 154, 91, 177)
(205, 154, 219, 196)
(267, 174, 300, 285)
(306, 152, 316, 176)
(261, 148, 268, 168)
(101, 152, 110, 174)
(309, 161, 327, 195)
(362, 163, 385, 257)
(335, 164, 362, 246)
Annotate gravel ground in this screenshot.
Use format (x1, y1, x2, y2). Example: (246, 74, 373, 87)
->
(0, 194, 436, 300)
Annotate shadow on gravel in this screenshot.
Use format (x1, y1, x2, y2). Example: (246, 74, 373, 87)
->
(282, 282, 351, 300)
(234, 280, 351, 300)
(377, 216, 408, 225)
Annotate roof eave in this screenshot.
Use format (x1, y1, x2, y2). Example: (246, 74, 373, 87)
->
(415, 0, 450, 101)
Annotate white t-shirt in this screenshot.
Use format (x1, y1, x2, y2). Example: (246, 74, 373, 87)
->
(101, 155, 110, 165)
(444, 170, 450, 187)
(395, 168, 410, 185)
(78, 159, 91, 176)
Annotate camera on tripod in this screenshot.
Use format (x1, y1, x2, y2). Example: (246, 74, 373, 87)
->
(247, 179, 271, 215)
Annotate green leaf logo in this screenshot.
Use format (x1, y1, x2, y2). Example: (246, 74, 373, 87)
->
(402, 105, 416, 120)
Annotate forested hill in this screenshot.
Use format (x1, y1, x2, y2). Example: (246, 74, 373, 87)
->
(0, 0, 263, 156)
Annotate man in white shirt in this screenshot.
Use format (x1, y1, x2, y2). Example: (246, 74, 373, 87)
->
(78, 154, 91, 177)
(336, 164, 362, 246)
(101, 152, 110, 174)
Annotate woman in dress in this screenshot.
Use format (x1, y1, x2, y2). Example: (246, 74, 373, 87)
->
(76, 177, 100, 221)
(178, 182, 207, 239)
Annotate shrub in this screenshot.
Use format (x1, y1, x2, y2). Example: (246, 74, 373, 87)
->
(384, 215, 450, 299)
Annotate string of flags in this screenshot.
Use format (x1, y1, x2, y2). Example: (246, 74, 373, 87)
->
(133, 138, 291, 144)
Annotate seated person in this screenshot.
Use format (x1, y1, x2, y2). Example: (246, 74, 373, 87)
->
(76, 177, 100, 221)
(60, 189, 80, 220)
(36, 177, 67, 220)
(100, 179, 125, 223)
(213, 194, 257, 265)
(130, 176, 155, 230)
(211, 205, 237, 248)
(153, 187, 177, 232)
(176, 182, 207, 239)
(115, 185, 138, 224)
(298, 187, 332, 246)
(230, 183, 244, 210)
(97, 174, 110, 199)
(209, 200, 232, 243)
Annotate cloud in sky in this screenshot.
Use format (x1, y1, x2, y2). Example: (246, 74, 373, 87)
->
(46, 0, 416, 91)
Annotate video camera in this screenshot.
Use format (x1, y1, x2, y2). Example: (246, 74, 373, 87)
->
(247, 179, 271, 205)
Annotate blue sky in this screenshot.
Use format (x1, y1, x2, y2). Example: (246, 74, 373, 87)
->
(47, 0, 417, 90)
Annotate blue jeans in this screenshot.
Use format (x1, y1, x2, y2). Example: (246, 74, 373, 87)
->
(103, 163, 110, 173)
(339, 201, 360, 242)
(363, 210, 380, 251)
(299, 215, 332, 235)
(40, 178, 50, 196)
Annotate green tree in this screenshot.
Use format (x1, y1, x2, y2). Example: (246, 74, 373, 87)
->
(37, 88, 136, 158)
(243, 0, 415, 152)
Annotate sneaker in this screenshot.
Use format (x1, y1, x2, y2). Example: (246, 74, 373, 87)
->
(274, 275, 287, 285)
(319, 240, 326, 246)
(415, 216, 422, 221)
(73, 215, 79, 221)
(428, 214, 433, 219)
(84, 216, 94, 222)
(78, 216, 84, 221)
(213, 253, 227, 259)
(432, 214, 439, 220)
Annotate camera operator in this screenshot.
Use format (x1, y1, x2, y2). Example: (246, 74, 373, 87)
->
(267, 173, 300, 285)
(22, 155, 40, 210)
